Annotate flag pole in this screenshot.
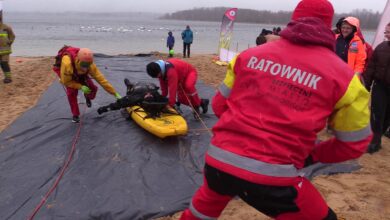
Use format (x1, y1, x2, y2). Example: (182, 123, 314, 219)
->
(372, 0, 390, 48)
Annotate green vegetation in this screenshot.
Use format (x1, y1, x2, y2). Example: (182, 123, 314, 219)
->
(161, 7, 381, 29)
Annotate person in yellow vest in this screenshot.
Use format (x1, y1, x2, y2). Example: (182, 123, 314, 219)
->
(0, 11, 15, 84)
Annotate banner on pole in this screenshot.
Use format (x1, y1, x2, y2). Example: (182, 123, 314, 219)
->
(217, 8, 238, 63)
(218, 8, 238, 51)
(372, 0, 390, 48)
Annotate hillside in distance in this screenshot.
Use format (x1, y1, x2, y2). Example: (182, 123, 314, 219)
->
(161, 7, 381, 29)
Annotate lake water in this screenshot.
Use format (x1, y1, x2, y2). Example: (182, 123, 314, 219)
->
(6, 12, 376, 56)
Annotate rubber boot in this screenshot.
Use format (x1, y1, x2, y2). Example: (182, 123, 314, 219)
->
(200, 99, 209, 114)
(3, 72, 11, 83)
(85, 97, 92, 108)
(367, 133, 382, 154)
(72, 116, 80, 123)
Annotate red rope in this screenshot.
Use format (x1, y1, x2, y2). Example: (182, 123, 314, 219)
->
(28, 106, 86, 220)
(179, 85, 212, 136)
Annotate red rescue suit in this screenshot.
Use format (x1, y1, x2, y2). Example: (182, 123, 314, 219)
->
(181, 18, 372, 220)
(53, 48, 117, 117)
(158, 58, 201, 108)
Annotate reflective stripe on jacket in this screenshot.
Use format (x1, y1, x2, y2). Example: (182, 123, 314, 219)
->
(0, 23, 15, 55)
(208, 19, 371, 185)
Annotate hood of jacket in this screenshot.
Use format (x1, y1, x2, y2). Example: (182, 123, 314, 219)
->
(280, 17, 335, 51)
(344, 17, 360, 30)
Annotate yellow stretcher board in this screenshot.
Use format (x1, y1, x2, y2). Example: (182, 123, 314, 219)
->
(126, 106, 188, 138)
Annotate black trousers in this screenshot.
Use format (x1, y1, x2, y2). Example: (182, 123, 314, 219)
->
(203, 164, 337, 219)
(168, 46, 173, 57)
(370, 80, 390, 144)
(183, 43, 191, 58)
(1, 61, 10, 73)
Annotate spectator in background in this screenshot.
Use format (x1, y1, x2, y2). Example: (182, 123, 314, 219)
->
(363, 22, 390, 154)
(335, 17, 367, 76)
(274, 27, 282, 35)
(255, 28, 274, 46)
(333, 17, 345, 34)
(181, 25, 193, 58)
(0, 10, 15, 84)
(167, 31, 175, 57)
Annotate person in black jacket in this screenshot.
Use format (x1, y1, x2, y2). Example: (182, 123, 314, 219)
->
(256, 28, 273, 46)
(363, 22, 390, 153)
(97, 78, 170, 118)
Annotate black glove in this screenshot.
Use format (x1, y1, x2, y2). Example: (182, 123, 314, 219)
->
(97, 106, 109, 115)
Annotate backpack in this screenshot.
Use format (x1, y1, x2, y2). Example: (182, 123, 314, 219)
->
(52, 45, 80, 76)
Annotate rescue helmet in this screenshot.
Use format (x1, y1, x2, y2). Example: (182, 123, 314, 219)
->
(77, 48, 94, 64)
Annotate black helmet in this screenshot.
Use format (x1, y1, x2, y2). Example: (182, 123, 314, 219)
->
(146, 62, 161, 78)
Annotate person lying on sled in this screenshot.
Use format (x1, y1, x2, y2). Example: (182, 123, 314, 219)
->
(97, 78, 175, 117)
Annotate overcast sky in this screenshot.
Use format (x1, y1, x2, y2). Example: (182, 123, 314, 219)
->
(2, 0, 388, 14)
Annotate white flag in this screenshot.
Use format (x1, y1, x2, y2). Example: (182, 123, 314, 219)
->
(372, 0, 390, 48)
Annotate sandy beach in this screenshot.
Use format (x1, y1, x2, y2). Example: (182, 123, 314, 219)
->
(1, 54, 390, 220)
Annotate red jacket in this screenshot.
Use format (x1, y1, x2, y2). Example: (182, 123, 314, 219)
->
(158, 58, 197, 106)
(208, 18, 371, 186)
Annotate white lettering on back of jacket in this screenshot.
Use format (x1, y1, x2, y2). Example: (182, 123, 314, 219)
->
(246, 56, 322, 90)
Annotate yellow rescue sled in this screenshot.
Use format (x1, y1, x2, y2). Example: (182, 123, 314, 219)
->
(126, 106, 188, 138)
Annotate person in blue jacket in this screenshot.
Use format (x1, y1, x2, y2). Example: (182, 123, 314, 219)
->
(167, 31, 175, 57)
(181, 25, 193, 58)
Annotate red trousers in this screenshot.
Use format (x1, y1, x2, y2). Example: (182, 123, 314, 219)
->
(180, 164, 334, 220)
(177, 70, 201, 107)
(54, 69, 98, 117)
(65, 78, 97, 116)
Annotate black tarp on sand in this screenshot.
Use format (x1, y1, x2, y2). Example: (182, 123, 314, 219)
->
(0, 55, 360, 220)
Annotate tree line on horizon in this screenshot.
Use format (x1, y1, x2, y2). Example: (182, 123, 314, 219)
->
(161, 7, 382, 30)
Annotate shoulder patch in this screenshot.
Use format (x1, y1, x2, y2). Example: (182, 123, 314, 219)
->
(349, 42, 358, 53)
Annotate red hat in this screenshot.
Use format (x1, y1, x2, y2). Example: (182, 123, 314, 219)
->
(292, 0, 334, 28)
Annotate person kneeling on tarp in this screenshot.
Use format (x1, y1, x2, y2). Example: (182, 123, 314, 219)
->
(146, 59, 209, 119)
(52, 46, 121, 123)
(97, 78, 172, 118)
